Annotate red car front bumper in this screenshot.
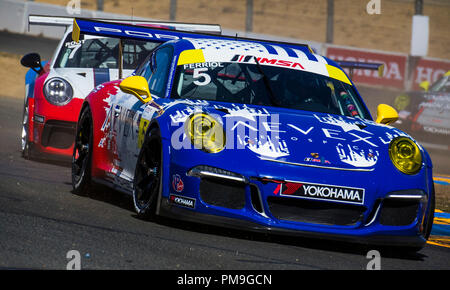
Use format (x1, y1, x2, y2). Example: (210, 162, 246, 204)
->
(28, 77, 84, 160)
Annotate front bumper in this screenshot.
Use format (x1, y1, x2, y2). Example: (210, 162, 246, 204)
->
(162, 161, 432, 248)
(30, 97, 83, 159)
(159, 196, 427, 248)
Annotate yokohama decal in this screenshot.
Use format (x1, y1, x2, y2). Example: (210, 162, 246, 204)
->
(169, 194, 196, 209)
(278, 181, 365, 205)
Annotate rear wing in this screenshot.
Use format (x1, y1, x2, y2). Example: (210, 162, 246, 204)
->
(28, 14, 222, 34)
(71, 17, 314, 79)
(72, 18, 313, 52)
(335, 61, 385, 79)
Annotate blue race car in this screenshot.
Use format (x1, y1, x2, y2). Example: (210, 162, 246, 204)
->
(71, 19, 435, 251)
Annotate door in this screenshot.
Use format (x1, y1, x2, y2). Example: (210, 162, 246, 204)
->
(109, 45, 174, 191)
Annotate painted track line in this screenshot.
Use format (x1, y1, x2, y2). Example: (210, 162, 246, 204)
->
(433, 175, 450, 185)
(428, 210, 450, 248)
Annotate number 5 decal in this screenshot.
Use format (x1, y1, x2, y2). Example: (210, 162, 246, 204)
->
(193, 68, 211, 86)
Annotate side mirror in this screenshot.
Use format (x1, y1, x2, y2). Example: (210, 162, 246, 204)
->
(21, 53, 43, 73)
(375, 104, 398, 125)
(119, 76, 152, 104)
(419, 80, 430, 92)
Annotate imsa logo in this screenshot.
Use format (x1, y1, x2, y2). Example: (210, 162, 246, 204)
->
(280, 182, 365, 205)
(231, 54, 305, 70)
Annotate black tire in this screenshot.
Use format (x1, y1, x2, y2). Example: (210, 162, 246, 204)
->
(21, 99, 32, 159)
(72, 106, 94, 196)
(132, 127, 162, 219)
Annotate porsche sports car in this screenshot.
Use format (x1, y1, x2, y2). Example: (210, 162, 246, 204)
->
(72, 19, 434, 250)
(393, 71, 450, 148)
(20, 15, 221, 160)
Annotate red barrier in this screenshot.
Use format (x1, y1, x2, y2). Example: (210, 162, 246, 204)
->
(326, 46, 407, 89)
(411, 58, 450, 91)
(326, 45, 450, 91)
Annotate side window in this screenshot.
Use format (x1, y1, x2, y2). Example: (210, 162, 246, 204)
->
(144, 46, 173, 97)
(122, 40, 160, 70)
(139, 60, 153, 81)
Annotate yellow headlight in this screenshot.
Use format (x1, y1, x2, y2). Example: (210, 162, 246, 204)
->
(389, 137, 422, 175)
(185, 113, 225, 153)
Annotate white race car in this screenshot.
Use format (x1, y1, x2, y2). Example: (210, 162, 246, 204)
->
(20, 15, 221, 160)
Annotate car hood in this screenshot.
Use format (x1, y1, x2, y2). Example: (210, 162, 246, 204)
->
(163, 100, 419, 171)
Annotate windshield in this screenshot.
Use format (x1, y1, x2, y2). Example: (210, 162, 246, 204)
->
(54, 34, 159, 69)
(171, 61, 370, 119)
(430, 75, 450, 93)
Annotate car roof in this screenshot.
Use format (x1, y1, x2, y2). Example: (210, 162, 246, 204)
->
(174, 38, 326, 63)
(170, 38, 350, 85)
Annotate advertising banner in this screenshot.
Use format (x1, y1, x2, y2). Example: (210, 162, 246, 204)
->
(411, 57, 450, 91)
(326, 45, 407, 89)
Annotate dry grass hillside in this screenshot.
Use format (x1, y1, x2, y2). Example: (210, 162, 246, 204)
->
(36, 0, 450, 59)
(0, 52, 28, 99)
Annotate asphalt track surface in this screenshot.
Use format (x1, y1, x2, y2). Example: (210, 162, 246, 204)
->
(3, 96, 450, 271)
(0, 32, 449, 271)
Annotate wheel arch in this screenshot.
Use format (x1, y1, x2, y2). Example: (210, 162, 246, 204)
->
(143, 119, 173, 208)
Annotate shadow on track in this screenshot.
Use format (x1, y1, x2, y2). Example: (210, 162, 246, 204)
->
(152, 215, 428, 262)
(24, 148, 72, 168)
(71, 182, 429, 262)
(70, 182, 135, 213)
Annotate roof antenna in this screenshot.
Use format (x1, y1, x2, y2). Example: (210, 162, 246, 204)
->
(235, 32, 238, 40)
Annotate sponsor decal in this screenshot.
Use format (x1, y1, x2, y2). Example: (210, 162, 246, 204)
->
(423, 126, 450, 135)
(304, 152, 331, 165)
(169, 194, 196, 209)
(93, 26, 181, 41)
(183, 62, 224, 69)
(336, 143, 379, 168)
(172, 174, 185, 192)
(279, 181, 365, 204)
(231, 54, 305, 70)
